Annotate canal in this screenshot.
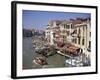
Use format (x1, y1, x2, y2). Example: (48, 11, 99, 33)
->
(23, 37, 70, 69)
(23, 37, 37, 69)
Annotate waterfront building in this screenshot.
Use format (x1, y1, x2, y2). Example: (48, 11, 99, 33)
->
(45, 20, 62, 45)
(45, 20, 74, 46)
(45, 18, 91, 57)
(71, 19, 91, 57)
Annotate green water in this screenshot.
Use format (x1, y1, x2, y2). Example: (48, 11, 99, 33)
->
(23, 37, 68, 69)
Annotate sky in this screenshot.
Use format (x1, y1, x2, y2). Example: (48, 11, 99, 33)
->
(23, 10, 90, 30)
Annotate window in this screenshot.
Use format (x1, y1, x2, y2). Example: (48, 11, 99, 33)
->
(66, 31, 70, 36)
(72, 38, 77, 43)
(74, 29, 77, 34)
(65, 25, 67, 28)
(79, 28, 81, 34)
(89, 41, 91, 49)
(71, 24, 73, 28)
(88, 41, 91, 52)
(78, 37, 80, 44)
(75, 38, 77, 43)
(82, 38, 85, 45)
(63, 24, 67, 29)
(64, 24, 66, 28)
(53, 33, 55, 37)
(83, 26, 85, 31)
(90, 32, 91, 37)
(66, 25, 70, 29)
(63, 35, 64, 39)
(64, 24, 70, 29)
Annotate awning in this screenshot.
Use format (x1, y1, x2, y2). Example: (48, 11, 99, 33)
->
(62, 43, 80, 55)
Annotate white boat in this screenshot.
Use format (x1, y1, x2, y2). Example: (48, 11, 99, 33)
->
(65, 59, 83, 67)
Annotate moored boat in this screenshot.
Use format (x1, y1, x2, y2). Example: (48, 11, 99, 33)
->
(33, 57, 47, 65)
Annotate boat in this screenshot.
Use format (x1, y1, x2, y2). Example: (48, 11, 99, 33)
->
(65, 59, 83, 67)
(33, 57, 47, 65)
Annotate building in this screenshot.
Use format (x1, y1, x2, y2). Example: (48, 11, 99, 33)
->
(71, 19, 91, 57)
(45, 20, 62, 45)
(59, 20, 73, 43)
(45, 18, 91, 55)
(45, 20, 75, 45)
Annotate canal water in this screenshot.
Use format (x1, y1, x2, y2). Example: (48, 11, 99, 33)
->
(23, 37, 36, 69)
(23, 37, 67, 69)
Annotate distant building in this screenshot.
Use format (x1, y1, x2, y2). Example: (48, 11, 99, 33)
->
(31, 28, 35, 35)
